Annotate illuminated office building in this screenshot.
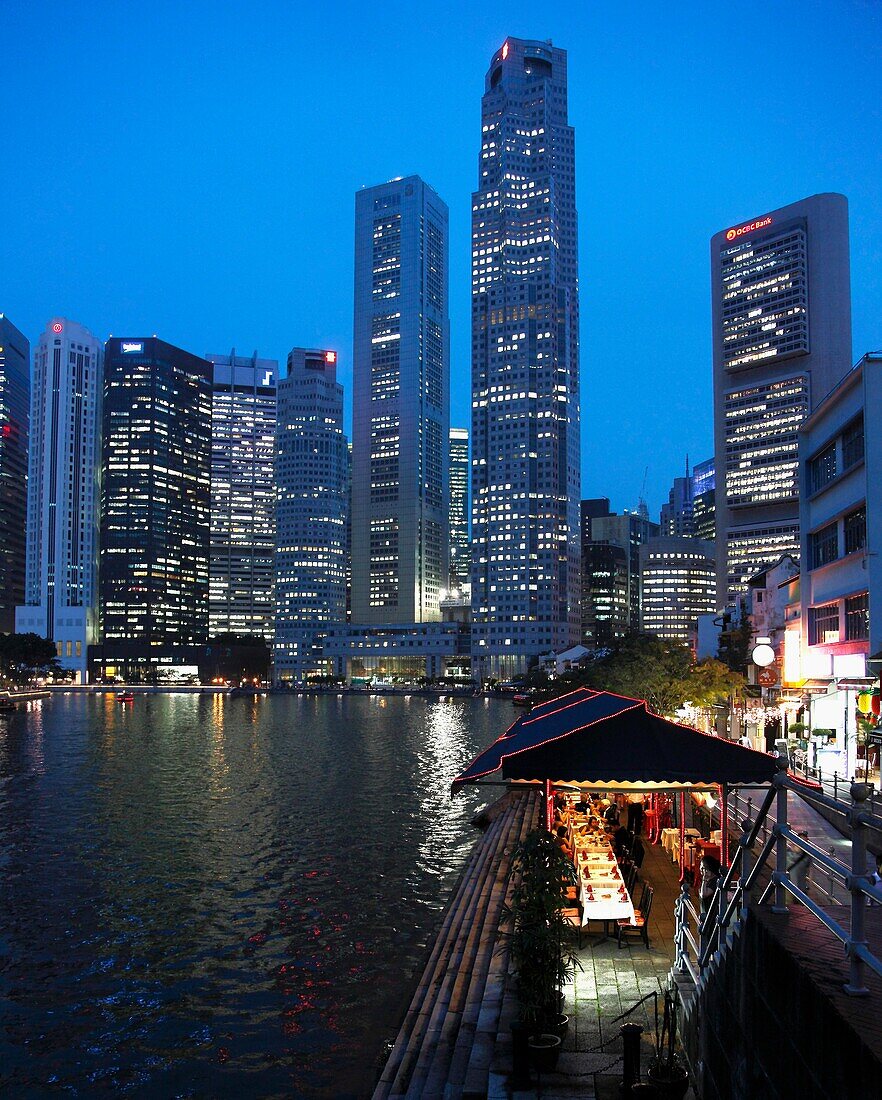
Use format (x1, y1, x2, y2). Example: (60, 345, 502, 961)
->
(100, 338, 212, 644)
(691, 457, 715, 542)
(640, 536, 716, 649)
(15, 318, 100, 681)
(589, 506, 659, 633)
(0, 315, 29, 633)
(581, 541, 628, 650)
(351, 176, 449, 624)
(471, 38, 581, 678)
(275, 347, 348, 678)
(449, 427, 469, 586)
(207, 350, 277, 642)
(712, 194, 852, 605)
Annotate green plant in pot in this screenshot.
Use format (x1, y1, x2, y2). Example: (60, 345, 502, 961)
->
(503, 828, 580, 1075)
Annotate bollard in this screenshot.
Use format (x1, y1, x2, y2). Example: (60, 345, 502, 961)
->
(620, 1022, 643, 1095)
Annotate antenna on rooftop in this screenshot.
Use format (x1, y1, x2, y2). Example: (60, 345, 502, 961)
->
(637, 466, 649, 519)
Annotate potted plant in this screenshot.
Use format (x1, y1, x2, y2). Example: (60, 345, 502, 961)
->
(502, 828, 580, 1076)
(646, 989, 690, 1099)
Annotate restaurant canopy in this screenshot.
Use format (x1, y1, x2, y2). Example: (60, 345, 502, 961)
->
(452, 688, 780, 793)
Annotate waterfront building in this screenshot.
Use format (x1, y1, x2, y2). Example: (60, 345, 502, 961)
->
(275, 347, 348, 680)
(323, 620, 470, 683)
(798, 353, 881, 774)
(691, 457, 716, 542)
(449, 427, 469, 586)
(100, 337, 212, 644)
(206, 350, 277, 642)
(0, 315, 29, 633)
(639, 536, 716, 649)
(712, 193, 852, 606)
(351, 176, 449, 624)
(470, 38, 581, 678)
(15, 318, 101, 681)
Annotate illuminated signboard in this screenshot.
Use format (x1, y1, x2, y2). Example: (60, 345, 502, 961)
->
(260, 369, 274, 387)
(502, 41, 508, 59)
(325, 351, 337, 364)
(725, 216, 773, 242)
(52, 322, 63, 333)
(122, 341, 144, 354)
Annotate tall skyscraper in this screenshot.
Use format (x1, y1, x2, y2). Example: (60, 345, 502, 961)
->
(0, 315, 29, 633)
(275, 348, 348, 679)
(449, 427, 469, 586)
(712, 193, 852, 606)
(206, 350, 277, 642)
(471, 38, 581, 678)
(16, 318, 101, 681)
(351, 176, 449, 624)
(590, 509, 659, 633)
(100, 337, 212, 644)
(691, 457, 716, 542)
(660, 461, 694, 537)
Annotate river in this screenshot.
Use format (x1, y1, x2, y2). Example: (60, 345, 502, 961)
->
(0, 692, 511, 1098)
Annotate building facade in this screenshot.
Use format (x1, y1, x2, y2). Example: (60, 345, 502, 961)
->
(798, 354, 881, 773)
(351, 176, 449, 624)
(580, 540, 629, 650)
(660, 463, 694, 537)
(449, 427, 469, 586)
(100, 337, 212, 644)
(274, 347, 348, 679)
(207, 350, 277, 642)
(590, 507, 659, 633)
(639, 536, 716, 649)
(712, 193, 852, 606)
(0, 314, 29, 633)
(16, 318, 101, 681)
(691, 457, 716, 542)
(470, 38, 581, 678)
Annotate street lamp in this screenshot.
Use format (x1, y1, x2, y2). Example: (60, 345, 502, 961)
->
(751, 638, 776, 668)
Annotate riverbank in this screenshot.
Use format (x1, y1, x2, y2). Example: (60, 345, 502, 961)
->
(44, 683, 487, 698)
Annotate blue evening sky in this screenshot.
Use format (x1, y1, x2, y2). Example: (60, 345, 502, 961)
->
(3, 1, 880, 517)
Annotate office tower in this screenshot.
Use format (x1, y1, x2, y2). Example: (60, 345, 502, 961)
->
(275, 348, 348, 678)
(449, 427, 469, 586)
(581, 541, 629, 650)
(15, 319, 101, 681)
(591, 509, 659, 632)
(345, 441, 352, 620)
(471, 38, 581, 677)
(712, 193, 852, 606)
(691, 457, 716, 542)
(100, 338, 212, 643)
(640, 536, 716, 649)
(351, 176, 449, 624)
(206, 350, 277, 642)
(0, 315, 29, 633)
(660, 460, 694, 537)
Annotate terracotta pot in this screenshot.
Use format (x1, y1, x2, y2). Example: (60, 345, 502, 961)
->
(528, 1032, 561, 1074)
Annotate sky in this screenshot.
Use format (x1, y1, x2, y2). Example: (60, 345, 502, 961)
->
(3, 0, 881, 518)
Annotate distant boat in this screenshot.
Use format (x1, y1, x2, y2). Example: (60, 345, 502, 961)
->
(512, 693, 533, 708)
(0, 696, 15, 714)
(116, 692, 135, 703)
(230, 686, 265, 698)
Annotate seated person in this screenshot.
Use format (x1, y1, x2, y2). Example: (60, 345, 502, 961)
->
(555, 824, 574, 860)
(604, 800, 620, 827)
(613, 825, 633, 858)
(575, 792, 590, 814)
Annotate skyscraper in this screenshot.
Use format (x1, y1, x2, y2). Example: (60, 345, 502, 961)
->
(660, 462, 694, 537)
(640, 536, 716, 649)
(351, 176, 449, 624)
(274, 347, 348, 679)
(207, 350, 277, 642)
(471, 38, 581, 678)
(691, 457, 716, 542)
(0, 315, 29, 633)
(590, 508, 660, 633)
(16, 318, 101, 681)
(712, 193, 852, 606)
(449, 427, 469, 586)
(100, 337, 212, 644)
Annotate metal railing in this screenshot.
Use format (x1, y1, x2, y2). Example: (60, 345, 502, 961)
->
(675, 761, 882, 997)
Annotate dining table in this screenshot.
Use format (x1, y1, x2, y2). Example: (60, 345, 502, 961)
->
(570, 822, 635, 926)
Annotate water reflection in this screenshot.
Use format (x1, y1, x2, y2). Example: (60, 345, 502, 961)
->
(0, 693, 509, 1097)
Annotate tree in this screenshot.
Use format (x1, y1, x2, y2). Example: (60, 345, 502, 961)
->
(0, 633, 61, 685)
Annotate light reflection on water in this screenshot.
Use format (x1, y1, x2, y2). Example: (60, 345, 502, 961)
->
(0, 693, 509, 1098)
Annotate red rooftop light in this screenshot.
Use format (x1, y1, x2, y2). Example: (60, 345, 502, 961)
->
(52, 322, 63, 333)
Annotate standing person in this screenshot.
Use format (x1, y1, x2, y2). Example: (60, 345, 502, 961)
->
(627, 792, 644, 836)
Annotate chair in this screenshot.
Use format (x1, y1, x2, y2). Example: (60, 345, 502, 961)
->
(617, 884, 654, 949)
(632, 837, 646, 873)
(562, 906, 584, 949)
(624, 862, 638, 895)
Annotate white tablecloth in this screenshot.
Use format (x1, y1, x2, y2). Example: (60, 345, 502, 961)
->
(574, 836, 635, 925)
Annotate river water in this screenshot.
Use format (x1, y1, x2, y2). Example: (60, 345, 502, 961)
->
(0, 693, 511, 1098)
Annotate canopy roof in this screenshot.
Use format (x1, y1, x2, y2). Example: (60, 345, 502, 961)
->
(452, 688, 780, 793)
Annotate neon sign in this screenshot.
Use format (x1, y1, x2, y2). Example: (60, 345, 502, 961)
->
(725, 216, 773, 242)
(52, 322, 63, 333)
(325, 351, 337, 364)
(502, 41, 508, 59)
(122, 341, 144, 353)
